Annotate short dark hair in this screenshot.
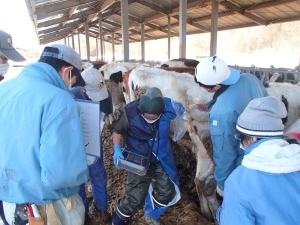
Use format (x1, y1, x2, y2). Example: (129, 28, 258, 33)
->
(236, 132, 261, 144)
(38, 56, 80, 78)
(38, 55, 85, 87)
(194, 76, 216, 89)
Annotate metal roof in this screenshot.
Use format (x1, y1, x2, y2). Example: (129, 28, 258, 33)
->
(24, 0, 300, 45)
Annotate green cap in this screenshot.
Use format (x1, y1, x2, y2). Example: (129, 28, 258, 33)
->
(139, 87, 165, 115)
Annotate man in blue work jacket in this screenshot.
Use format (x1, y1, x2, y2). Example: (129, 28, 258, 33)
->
(194, 56, 268, 197)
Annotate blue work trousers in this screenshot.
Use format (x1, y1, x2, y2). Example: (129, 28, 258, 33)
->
(78, 153, 108, 213)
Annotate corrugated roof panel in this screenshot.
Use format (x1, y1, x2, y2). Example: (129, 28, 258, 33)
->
(151, 16, 169, 27)
(37, 13, 65, 23)
(129, 2, 159, 20)
(107, 14, 121, 23)
(218, 15, 250, 28)
(149, 0, 178, 8)
(252, 2, 300, 22)
(35, 0, 66, 8)
(101, 21, 115, 31)
(25, 0, 300, 45)
(232, 0, 261, 7)
(187, 5, 212, 19)
(186, 24, 199, 33)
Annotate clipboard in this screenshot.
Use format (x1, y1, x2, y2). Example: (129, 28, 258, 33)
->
(76, 99, 101, 157)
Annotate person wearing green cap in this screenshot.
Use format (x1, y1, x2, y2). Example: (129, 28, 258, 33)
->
(111, 87, 187, 225)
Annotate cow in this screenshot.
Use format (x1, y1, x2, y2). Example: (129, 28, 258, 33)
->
(121, 66, 300, 222)
(265, 82, 300, 131)
(99, 62, 140, 80)
(285, 118, 300, 141)
(161, 58, 199, 68)
(98, 62, 300, 222)
(123, 65, 218, 221)
(160, 67, 195, 75)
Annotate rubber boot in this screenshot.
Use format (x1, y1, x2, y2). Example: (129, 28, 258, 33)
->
(0, 201, 9, 225)
(111, 210, 131, 225)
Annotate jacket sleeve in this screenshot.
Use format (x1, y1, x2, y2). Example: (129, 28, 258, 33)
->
(112, 108, 130, 135)
(171, 100, 186, 116)
(209, 112, 243, 191)
(217, 180, 255, 225)
(100, 90, 113, 116)
(40, 101, 89, 189)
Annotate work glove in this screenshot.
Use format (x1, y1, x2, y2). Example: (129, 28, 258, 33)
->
(216, 185, 224, 197)
(113, 145, 124, 170)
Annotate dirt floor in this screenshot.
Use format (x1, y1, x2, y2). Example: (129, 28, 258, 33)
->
(84, 123, 216, 225)
(1, 66, 215, 225)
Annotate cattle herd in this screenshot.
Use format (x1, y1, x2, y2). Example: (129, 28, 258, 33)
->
(82, 59, 300, 222)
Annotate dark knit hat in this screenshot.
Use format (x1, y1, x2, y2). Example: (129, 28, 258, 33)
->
(139, 87, 165, 115)
(236, 96, 287, 137)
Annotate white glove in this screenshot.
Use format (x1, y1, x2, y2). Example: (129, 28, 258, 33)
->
(217, 185, 224, 197)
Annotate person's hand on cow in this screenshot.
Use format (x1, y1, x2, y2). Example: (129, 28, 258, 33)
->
(113, 145, 124, 169)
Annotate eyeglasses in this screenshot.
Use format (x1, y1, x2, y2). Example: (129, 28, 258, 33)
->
(0, 55, 8, 61)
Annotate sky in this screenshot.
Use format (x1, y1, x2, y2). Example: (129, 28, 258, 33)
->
(0, 0, 44, 51)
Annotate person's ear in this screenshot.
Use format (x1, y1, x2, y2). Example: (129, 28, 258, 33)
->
(250, 137, 258, 144)
(59, 66, 73, 79)
(211, 84, 221, 92)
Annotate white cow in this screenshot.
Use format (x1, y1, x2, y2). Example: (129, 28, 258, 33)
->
(122, 66, 300, 222)
(265, 82, 300, 131)
(99, 62, 140, 80)
(124, 66, 218, 221)
(97, 63, 141, 123)
(127, 65, 213, 105)
(285, 118, 300, 141)
(97, 62, 300, 222)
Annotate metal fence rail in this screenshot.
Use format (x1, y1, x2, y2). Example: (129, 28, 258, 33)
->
(231, 65, 300, 84)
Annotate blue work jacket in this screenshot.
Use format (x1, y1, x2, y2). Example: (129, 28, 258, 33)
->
(209, 72, 268, 190)
(0, 62, 88, 205)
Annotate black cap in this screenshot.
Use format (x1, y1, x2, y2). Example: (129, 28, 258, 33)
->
(139, 87, 165, 115)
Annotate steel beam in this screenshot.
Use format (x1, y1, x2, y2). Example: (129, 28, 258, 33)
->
(121, 0, 130, 62)
(141, 23, 145, 61)
(85, 22, 91, 60)
(246, 0, 299, 11)
(99, 13, 104, 61)
(220, 1, 268, 25)
(210, 0, 218, 56)
(179, 0, 186, 58)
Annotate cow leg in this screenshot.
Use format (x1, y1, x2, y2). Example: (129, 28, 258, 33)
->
(194, 178, 213, 221)
(107, 114, 113, 125)
(188, 125, 215, 221)
(203, 174, 219, 223)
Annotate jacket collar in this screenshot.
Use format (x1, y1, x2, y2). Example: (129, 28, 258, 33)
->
(21, 62, 74, 97)
(242, 139, 300, 173)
